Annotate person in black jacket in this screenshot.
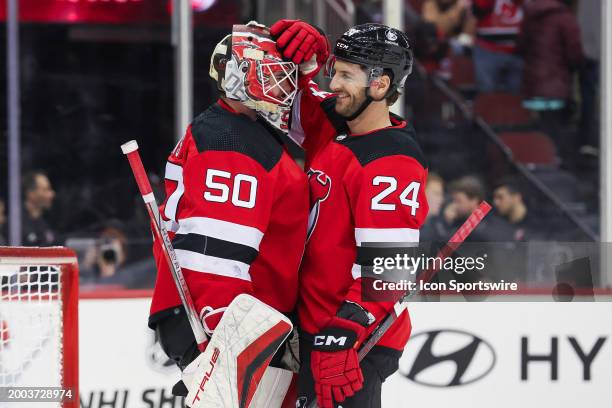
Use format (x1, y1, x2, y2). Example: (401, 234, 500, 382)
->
(493, 178, 541, 241)
(22, 171, 56, 246)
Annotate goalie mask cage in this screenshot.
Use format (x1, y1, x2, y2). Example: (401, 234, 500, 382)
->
(0, 247, 78, 408)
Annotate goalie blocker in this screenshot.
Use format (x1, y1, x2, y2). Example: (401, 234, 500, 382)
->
(158, 294, 297, 408)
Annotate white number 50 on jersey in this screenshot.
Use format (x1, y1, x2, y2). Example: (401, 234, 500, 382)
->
(371, 176, 420, 216)
(204, 169, 258, 208)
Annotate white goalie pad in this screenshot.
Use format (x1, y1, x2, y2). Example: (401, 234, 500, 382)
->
(249, 366, 294, 408)
(186, 294, 293, 408)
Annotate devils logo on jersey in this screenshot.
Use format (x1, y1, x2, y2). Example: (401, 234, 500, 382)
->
(494, 0, 523, 25)
(306, 168, 331, 241)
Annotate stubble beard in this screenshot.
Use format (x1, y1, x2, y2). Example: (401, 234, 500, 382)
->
(335, 88, 367, 118)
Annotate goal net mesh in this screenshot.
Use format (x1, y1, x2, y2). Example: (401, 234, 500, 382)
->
(0, 263, 63, 388)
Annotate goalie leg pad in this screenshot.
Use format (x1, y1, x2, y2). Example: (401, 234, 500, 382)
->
(249, 366, 295, 408)
(186, 294, 293, 408)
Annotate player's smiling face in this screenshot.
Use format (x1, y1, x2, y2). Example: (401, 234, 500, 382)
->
(329, 59, 369, 118)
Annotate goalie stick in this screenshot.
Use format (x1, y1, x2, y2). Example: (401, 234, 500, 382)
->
(121, 140, 208, 351)
(307, 201, 491, 408)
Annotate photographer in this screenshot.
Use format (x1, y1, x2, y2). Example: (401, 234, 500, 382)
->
(80, 226, 128, 287)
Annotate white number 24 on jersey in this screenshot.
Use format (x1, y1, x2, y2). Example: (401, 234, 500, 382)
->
(371, 176, 420, 216)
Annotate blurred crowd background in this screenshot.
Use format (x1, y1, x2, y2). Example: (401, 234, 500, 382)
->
(0, 0, 604, 291)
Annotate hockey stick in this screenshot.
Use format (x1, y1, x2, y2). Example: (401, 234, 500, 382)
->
(357, 201, 492, 360)
(121, 140, 208, 351)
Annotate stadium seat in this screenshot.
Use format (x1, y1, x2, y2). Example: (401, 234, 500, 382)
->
(449, 55, 475, 91)
(474, 92, 532, 127)
(499, 131, 559, 167)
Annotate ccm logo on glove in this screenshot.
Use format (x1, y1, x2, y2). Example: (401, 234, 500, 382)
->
(312, 326, 358, 351)
(314, 335, 348, 347)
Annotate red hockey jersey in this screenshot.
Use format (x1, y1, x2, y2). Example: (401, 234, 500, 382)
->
(290, 83, 429, 350)
(149, 100, 309, 329)
(474, 0, 524, 54)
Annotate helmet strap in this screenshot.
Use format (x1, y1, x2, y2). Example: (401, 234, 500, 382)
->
(340, 87, 373, 121)
(340, 80, 397, 121)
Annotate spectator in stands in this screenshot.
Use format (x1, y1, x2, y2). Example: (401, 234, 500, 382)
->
(448, 176, 520, 282)
(22, 171, 56, 246)
(493, 178, 538, 241)
(426, 172, 445, 218)
(517, 0, 583, 168)
(472, 0, 524, 93)
(79, 221, 157, 289)
(421, 173, 451, 242)
(80, 225, 128, 287)
(422, 0, 476, 48)
(0, 198, 6, 245)
(448, 175, 513, 241)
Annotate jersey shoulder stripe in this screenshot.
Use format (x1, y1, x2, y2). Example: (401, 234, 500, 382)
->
(190, 104, 283, 172)
(336, 122, 428, 169)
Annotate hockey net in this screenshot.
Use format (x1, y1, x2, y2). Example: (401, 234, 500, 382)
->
(0, 247, 78, 407)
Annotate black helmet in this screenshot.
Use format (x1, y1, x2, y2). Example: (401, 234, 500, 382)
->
(333, 23, 413, 95)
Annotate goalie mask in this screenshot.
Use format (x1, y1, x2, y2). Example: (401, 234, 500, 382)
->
(209, 22, 298, 132)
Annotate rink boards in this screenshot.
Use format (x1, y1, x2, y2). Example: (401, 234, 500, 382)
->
(78, 296, 612, 408)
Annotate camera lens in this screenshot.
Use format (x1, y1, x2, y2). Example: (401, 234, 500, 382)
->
(101, 248, 117, 263)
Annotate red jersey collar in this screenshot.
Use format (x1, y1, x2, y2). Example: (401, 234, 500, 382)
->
(217, 98, 240, 115)
(349, 115, 407, 137)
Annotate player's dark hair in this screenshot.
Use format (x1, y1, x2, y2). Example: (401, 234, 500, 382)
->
(382, 68, 401, 105)
(493, 177, 522, 196)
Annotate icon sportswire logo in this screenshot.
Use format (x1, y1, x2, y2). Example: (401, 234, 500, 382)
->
(399, 329, 496, 387)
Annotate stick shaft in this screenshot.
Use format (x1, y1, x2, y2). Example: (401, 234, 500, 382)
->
(121, 140, 208, 349)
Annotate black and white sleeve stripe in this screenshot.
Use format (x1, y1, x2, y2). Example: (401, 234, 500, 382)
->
(172, 217, 264, 281)
(352, 228, 420, 280)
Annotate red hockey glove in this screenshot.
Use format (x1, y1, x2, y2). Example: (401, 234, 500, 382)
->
(311, 316, 367, 408)
(270, 19, 330, 86)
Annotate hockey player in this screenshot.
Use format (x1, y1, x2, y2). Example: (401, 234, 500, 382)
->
(148, 22, 308, 400)
(270, 21, 429, 408)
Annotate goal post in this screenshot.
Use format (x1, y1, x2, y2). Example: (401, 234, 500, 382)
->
(0, 246, 79, 408)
